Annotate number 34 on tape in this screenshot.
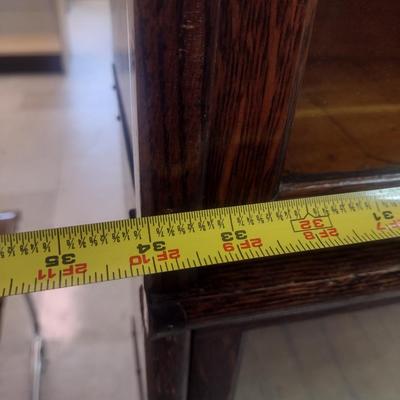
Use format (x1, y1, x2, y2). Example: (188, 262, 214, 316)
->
(1, 188, 400, 297)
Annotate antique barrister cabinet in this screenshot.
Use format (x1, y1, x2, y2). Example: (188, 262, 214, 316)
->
(111, 0, 400, 398)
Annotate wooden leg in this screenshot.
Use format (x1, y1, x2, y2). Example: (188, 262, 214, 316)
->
(147, 332, 191, 400)
(188, 327, 243, 400)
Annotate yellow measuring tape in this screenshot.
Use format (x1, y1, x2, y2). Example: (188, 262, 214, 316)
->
(1, 188, 400, 297)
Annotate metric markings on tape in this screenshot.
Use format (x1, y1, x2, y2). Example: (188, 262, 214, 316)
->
(1, 188, 400, 297)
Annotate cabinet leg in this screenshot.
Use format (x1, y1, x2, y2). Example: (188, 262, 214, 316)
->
(188, 327, 243, 400)
(147, 332, 191, 400)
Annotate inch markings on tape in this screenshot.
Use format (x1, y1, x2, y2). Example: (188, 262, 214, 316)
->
(1, 188, 400, 297)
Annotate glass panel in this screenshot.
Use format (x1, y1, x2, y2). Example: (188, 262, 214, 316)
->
(284, 0, 400, 176)
(235, 303, 400, 400)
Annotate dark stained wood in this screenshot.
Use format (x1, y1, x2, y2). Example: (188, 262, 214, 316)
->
(147, 239, 400, 333)
(279, 170, 400, 199)
(308, 0, 400, 60)
(135, 0, 319, 302)
(146, 331, 191, 400)
(132, 0, 317, 215)
(204, 0, 318, 206)
(188, 327, 242, 400)
(133, 0, 212, 215)
(128, 1, 320, 398)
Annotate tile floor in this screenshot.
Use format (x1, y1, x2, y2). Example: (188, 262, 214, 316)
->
(0, 1, 140, 399)
(235, 303, 400, 400)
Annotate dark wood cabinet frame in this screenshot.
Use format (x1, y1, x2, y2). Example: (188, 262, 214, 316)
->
(134, 0, 317, 214)
(112, 0, 400, 398)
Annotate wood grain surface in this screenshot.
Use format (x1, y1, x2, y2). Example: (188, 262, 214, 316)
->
(133, 0, 211, 215)
(203, 0, 317, 206)
(147, 239, 400, 333)
(279, 170, 400, 199)
(188, 327, 243, 400)
(131, 3, 319, 398)
(123, 1, 400, 398)
(146, 331, 191, 400)
(133, 0, 317, 215)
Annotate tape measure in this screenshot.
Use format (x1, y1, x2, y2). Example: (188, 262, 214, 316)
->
(1, 187, 400, 297)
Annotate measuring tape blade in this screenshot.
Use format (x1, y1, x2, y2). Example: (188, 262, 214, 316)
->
(1, 188, 400, 297)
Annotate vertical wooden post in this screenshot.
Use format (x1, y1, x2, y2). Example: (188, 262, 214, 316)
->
(146, 332, 191, 400)
(188, 327, 243, 400)
(130, 0, 318, 398)
(204, 0, 318, 206)
(132, 0, 317, 215)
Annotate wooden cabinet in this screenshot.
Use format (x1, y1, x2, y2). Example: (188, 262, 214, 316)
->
(111, 1, 400, 398)
(284, 0, 400, 187)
